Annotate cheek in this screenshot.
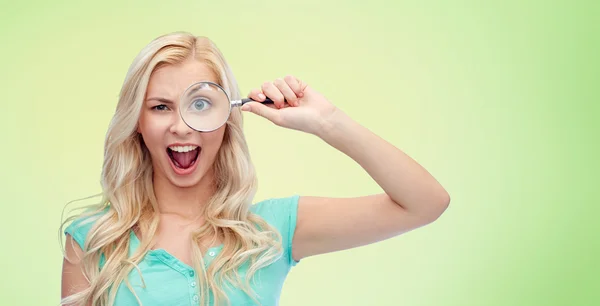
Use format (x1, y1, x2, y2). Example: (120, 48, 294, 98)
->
(138, 116, 168, 151)
(200, 128, 226, 158)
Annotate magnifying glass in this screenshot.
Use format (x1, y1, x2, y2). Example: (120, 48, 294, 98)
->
(179, 81, 276, 132)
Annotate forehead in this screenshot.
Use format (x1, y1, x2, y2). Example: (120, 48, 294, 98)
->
(146, 59, 218, 98)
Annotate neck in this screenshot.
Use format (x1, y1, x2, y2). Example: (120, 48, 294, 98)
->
(152, 170, 216, 221)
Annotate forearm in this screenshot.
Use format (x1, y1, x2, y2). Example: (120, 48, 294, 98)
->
(316, 108, 450, 218)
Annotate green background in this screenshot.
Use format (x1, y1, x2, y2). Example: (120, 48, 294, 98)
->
(1, 0, 598, 305)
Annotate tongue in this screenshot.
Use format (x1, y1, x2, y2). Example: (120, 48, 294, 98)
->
(171, 149, 198, 169)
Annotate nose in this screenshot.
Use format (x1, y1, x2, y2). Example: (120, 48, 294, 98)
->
(169, 112, 194, 136)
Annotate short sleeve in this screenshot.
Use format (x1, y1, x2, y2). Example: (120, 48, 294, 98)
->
(251, 195, 301, 267)
(64, 207, 108, 250)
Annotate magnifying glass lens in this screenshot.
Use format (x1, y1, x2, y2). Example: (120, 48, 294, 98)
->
(180, 82, 231, 132)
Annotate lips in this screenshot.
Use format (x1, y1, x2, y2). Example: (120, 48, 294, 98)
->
(167, 145, 200, 170)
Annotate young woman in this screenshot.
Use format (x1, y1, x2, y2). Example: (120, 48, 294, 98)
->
(60, 31, 450, 306)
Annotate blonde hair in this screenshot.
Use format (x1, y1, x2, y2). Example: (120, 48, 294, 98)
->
(60, 32, 283, 306)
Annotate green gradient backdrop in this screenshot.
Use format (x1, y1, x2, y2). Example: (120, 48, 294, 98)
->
(1, 0, 598, 305)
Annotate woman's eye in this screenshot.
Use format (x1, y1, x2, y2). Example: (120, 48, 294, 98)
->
(153, 104, 169, 111)
(190, 98, 212, 111)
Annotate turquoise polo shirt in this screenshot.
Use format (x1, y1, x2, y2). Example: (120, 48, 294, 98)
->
(64, 195, 300, 305)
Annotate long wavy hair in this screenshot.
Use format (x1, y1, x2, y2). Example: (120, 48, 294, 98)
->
(59, 32, 283, 306)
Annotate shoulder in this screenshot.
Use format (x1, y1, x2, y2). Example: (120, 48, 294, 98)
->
(250, 194, 300, 224)
(250, 194, 301, 265)
(63, 206, 110, 250)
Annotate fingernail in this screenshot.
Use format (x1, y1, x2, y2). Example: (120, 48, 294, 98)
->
(298, 92, 304, 97)
(258, 93, 266, 100)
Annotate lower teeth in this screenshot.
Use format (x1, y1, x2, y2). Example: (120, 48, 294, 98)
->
(174, 160, 184, 168)
(173, 159, 194, 169)
(168, 150, 198, 170)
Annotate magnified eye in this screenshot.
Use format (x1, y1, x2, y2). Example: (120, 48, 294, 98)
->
(189, 98, 212, 112)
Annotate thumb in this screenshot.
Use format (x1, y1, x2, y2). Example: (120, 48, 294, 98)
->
(241, 102, 282, 124)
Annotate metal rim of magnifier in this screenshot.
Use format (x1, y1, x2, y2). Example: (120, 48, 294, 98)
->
(178, 81, 233, 133)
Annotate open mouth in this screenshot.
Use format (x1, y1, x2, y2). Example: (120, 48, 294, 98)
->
(167, 145, 201, 170)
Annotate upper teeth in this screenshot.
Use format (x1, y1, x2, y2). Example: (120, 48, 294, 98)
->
(169, 145, 198, 153)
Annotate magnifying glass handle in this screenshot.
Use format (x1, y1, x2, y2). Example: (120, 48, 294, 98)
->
(240, 97, 274, 105)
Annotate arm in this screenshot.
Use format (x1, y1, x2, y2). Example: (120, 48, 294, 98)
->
(61, 234, 92, 306)
(243, 75, 450, 261)
(293, 109, 450, 260)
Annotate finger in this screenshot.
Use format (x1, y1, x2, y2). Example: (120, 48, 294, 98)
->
(261, 81, 286, 109)
(284, 75, 304, 98)
(241, 101, 282, 125)
(274, 78, 298, 106)
(248, 88, 266, 102)
(248, 88, 277, 109)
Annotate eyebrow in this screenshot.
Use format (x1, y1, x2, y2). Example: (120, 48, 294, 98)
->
(188, 84, 205, 96)
(145, 82, 220, 104)
(186, 83, 218, 97)
(146, 97, 175, 104)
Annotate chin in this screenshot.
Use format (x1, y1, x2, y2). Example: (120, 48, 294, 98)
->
(168, 172, 208, 188)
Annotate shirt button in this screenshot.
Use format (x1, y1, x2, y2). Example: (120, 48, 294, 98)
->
(209, 251, 216, 256)
(193, 295, 199, 301)
(191, 281, 196, 287)
(189, 270, 194, 277)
